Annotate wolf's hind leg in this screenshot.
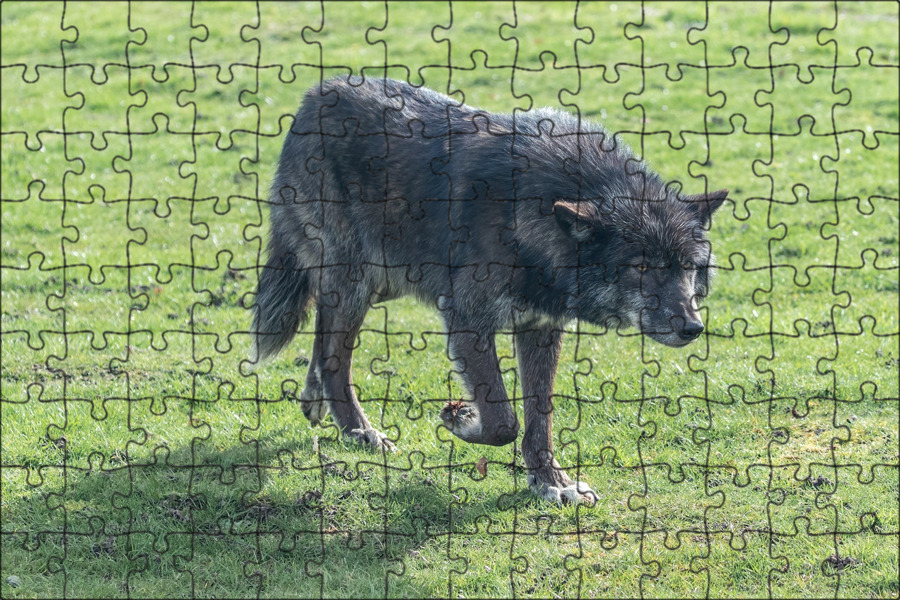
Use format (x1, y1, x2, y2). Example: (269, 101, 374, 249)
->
(315, 304, 396, 452)
(300, 328, 326, 424)
(440, 328, 520, 446)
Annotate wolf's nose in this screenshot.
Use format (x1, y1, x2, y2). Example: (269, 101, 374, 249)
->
(679, 321, 704, 340)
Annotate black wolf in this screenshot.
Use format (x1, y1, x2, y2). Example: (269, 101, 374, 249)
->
(252, 76, 726, 504)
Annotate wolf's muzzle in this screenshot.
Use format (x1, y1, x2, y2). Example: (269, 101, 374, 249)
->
(677, 319, 704, 341)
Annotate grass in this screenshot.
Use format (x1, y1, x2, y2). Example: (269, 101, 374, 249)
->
(2, 1, 898, 598)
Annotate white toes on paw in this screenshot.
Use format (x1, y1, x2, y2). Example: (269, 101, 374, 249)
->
(539, 485, 564, 504)
(348, 428, 397, 452)
(534, 481, 598, 505)
(558, 481, 598, 505)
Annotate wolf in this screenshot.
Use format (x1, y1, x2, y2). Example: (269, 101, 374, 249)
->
(251, 76, 726, 504)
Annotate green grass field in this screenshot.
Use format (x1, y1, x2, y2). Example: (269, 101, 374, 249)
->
(2, 1, 898, 598)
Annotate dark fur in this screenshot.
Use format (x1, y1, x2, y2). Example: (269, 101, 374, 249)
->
(252, 76, 726, 503)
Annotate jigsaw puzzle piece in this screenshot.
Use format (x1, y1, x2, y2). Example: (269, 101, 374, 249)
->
(753, 256, 849, 329)
(756, 69, 849, 136)
(641, 133, 708, 193)
(248, 67, 313, 147)
(0, 137, 76, 254)
(1, 161, 73, 270)
(361, 2, 449, 87)
(62, 134, 132, 208)
(0, 3, 70, 80)
(637, 529, 716, 598)
(85, 204, 194, 309)
(632, 388, 712, 482)
(182, 135, 260, 272)
(628, 462, 725, 546)
(32, 368, 133, 473)
(829, 318, 900, 421)
(126, 1, 193, 74)
(0, 461, 70, 594)
(498, 2, 591, 112)
(755, 118, 839, 219)
(177, 66, 258, 148)
(299, 1, 390, 81)
(825, 198, 898, 271)
(38, 266, 132, 354)
(698, 2, 787, 69)
(762, 483, 849, 598)
(255, 3, 322, 74)
(576, 1, 642, 74)
(57, 5, 140, 188)
(44, 511, 139, 596)
(59, 197, 136, 282)
(121, 122, 197, 199)
(622, 3, 715, 144)
(833, 131, 899, 212)
(429, 1, 516, 107)
(61, 66, 136, 152)
(626, 60, 721, 146)
(125, 4, 206, 133)
(251, 4, 323, 134)
(60, 1, 132, 68)
(791, 457, 900, 540)
(119, 264, 207, 356)
(767, 2, 837, 84)
(190, 2, 259, 81)
(573, 3, 645, 137)
(700, 257, 770, 343)
(0, 264, 66, 400)
(624, 1, 708, 79)
(509, 513, 596, 598)
(126, 66, 198, 134)
(824, 2, 900, 65)
(1, 66, 72, 154)
(689, 528, 788, 597)
(767, 191, 839, 288)
(690, 124, 781, 274)
(701, 48, 774, 135)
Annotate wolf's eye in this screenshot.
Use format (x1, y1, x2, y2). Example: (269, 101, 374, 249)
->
(636, 264, 649, 273)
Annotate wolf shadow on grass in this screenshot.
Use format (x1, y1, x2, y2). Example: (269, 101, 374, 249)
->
(3, 426, 537, 596)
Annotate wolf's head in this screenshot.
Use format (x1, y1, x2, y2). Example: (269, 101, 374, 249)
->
(556, 187, 727, 347)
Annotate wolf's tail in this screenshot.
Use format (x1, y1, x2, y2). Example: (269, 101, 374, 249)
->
(250, 246, 314, 364)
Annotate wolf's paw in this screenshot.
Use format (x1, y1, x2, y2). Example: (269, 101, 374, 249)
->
(300, 388, 325, 425)
(347, 428, 397, 452)
(440, 401, 519, 446)
(528, 473, 598, 506)
(440, 401, 484, 441)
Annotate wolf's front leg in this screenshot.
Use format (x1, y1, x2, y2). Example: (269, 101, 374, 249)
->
(516, 327, 597, 505)
(440, 328, 519, 446)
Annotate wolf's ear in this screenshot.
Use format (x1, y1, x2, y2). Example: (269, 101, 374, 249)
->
(682, 189, 728, 226)
(554, 200, 602, 242)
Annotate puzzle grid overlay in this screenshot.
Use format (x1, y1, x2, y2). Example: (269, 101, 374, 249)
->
(1, 2, 898, 598)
